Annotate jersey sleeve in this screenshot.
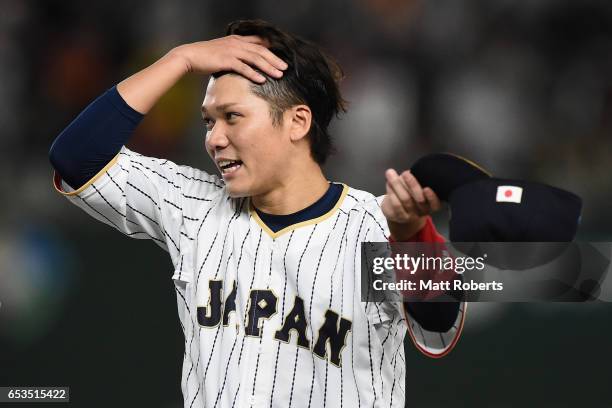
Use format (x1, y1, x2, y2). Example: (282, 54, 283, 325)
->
(358, 197, 403, 327)
(53, 146, 224, 267)
(360, 196, 466, 358)
(396, 217, 467, 358)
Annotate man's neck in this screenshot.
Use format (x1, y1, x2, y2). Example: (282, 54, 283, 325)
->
(251, 165, 329, 215)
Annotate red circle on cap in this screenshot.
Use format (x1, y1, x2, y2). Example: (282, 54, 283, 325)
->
(505, 190, 512, 197)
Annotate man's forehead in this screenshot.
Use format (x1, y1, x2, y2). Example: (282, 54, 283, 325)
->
(202, 74, 254, 111)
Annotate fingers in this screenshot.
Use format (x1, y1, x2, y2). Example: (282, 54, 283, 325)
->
(231, 35, 288, 80)
(400, 171, 425, 206)
(384, 180, 411, 220)
(239, 49, 284, 79)
(385, 169, 415, 214)
(386, 169, 428, 215)
(243, 41, 288, 71)
(423, 187, 441, 212)
(235, 35, 266, 45)
(402, 170, 433, 215)
(186, 35, 288, 80)
(385, 169, 441, 216)
(230, 61, 266, 83)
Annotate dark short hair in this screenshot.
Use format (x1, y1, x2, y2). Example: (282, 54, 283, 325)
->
(222, 19, 347, 165)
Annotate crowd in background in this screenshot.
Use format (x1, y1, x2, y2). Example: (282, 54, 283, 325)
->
(1, 1, 611, 406)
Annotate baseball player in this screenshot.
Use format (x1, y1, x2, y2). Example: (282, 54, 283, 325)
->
(49, 20, 465, 408)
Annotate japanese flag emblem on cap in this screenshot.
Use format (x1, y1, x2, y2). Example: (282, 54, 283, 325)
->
(496, 186, 523, 203)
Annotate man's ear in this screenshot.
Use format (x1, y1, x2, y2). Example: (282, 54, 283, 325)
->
(287, 104, 312, 142)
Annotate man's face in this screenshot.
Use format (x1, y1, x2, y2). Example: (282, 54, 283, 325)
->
(202, 74, 292, 197)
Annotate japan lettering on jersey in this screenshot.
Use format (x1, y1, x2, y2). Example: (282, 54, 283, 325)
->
(54, 146, 465, 408)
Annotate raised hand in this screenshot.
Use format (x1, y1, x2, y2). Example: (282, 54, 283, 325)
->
(381, 169, 441, 241)
(173, 35, 288, 83)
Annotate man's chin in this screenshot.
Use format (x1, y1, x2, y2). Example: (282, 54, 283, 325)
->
(224, 182, 252, 198)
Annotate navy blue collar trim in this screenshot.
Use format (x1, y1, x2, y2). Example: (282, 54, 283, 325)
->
(254, 183, 344, 233)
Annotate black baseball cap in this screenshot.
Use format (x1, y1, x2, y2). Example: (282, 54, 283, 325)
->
(410, 153, 582, 241)
(409, 153, 582, 271)
(410, 153, 492, 201)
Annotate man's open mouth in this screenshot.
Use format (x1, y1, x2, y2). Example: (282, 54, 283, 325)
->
(218, 159, 243, 175)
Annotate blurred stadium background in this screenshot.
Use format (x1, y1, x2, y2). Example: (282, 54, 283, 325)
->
(1, 0, 611, 406)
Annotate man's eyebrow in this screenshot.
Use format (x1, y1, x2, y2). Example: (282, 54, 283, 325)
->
(201, 103, 240, 114)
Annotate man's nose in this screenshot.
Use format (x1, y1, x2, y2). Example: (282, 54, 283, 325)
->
(206, 124, 230, 152)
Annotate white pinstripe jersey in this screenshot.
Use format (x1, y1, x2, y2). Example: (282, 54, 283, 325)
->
(54, 146, 465, 408)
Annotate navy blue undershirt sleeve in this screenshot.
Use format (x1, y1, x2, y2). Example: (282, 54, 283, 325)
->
(49, 86, 144, 190)
(404, 299, 460, 333)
